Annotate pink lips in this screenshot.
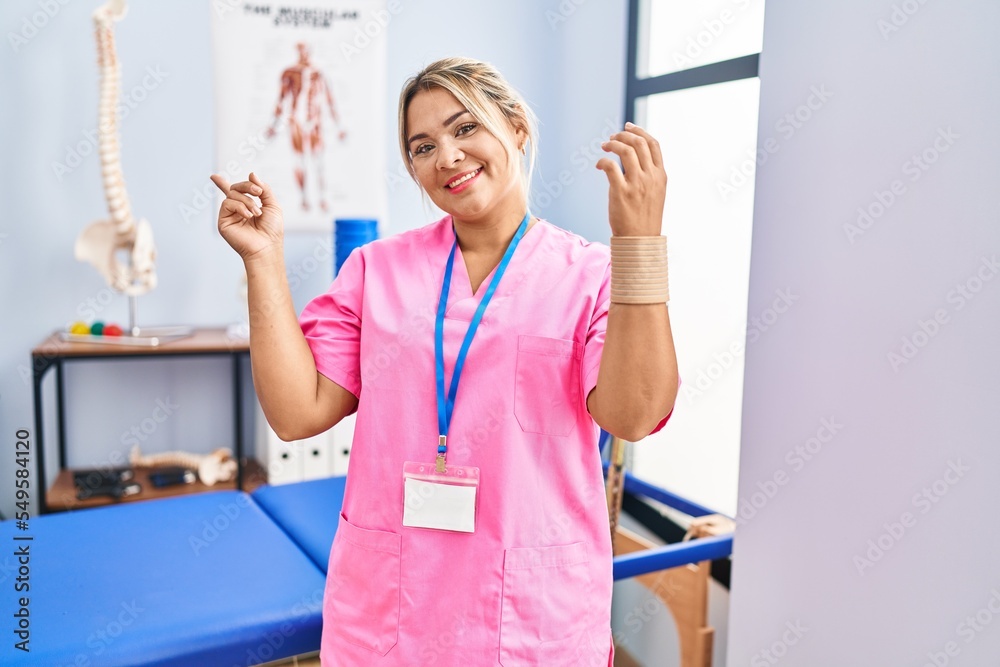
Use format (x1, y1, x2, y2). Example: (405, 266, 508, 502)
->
(445, 168, 482, 194)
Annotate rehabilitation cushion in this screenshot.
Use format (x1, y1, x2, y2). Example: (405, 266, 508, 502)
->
(0, 490, 327, 667)
(251, 475, 347, 572)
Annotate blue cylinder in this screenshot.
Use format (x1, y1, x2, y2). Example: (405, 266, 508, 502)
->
(334, 218, 378, 276)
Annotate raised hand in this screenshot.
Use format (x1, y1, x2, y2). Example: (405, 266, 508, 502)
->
(210, 172, 284, 262)
(595, 122, 667, 237)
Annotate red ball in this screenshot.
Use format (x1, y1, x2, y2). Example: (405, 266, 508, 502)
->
(104, 324, 123, 337)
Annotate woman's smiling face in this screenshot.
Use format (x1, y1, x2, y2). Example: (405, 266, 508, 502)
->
(406, 87, 524, 223)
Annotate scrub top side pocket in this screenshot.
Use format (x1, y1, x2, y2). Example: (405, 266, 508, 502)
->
(324, 511, 402, 655)
(498, 541, 605, 666)
(513, 335, 583, 437)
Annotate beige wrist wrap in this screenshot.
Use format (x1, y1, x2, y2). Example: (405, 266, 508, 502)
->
(610, 235, 670, 305)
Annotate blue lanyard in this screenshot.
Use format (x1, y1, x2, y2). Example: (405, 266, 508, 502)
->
(435, 211, 530, 467)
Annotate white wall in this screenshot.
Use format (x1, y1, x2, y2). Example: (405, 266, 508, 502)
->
(728, 0, 1000, 664)
(0, 0, 628, 519)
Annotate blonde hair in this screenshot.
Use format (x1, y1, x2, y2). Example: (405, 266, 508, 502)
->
(398, 57, 539, 213)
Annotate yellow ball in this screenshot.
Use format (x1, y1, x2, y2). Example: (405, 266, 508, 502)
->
(70, 322, 90, 335)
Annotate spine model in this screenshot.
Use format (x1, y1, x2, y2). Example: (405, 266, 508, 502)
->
(75, 0, 158, 297)
(94, 2, 134, 236)
(130, 445, 237, 486)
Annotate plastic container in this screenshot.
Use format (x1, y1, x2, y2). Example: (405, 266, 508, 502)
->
(334, 218, 378, 275)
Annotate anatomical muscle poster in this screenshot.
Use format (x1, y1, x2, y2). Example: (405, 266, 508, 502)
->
(211, 0, 388, 231)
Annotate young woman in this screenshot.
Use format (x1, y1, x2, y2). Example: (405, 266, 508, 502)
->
(212, 57, 678, 666)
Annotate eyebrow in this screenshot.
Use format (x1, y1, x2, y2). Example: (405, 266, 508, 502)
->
(407, 110, 470, 147)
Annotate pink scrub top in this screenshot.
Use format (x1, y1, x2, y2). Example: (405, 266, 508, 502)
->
(299, 214, 674, 666)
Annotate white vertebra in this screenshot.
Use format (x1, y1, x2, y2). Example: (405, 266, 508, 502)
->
(75, 0, 157, 298)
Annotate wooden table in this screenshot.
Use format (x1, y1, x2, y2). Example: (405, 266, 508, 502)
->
(31, 328, 264, 513)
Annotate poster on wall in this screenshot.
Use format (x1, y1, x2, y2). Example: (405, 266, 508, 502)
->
(211, 0, 387, 232)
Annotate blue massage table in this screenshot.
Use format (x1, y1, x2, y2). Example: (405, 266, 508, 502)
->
(0, 468, 730, 665)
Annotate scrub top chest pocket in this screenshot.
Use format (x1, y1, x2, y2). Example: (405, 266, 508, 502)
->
(513, 335, 583, 437)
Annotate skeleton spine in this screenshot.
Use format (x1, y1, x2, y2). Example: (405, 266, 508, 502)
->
(94, 8, 135, 236)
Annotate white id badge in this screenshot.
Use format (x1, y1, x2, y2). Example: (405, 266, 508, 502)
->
(402, 461, 479, 533)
